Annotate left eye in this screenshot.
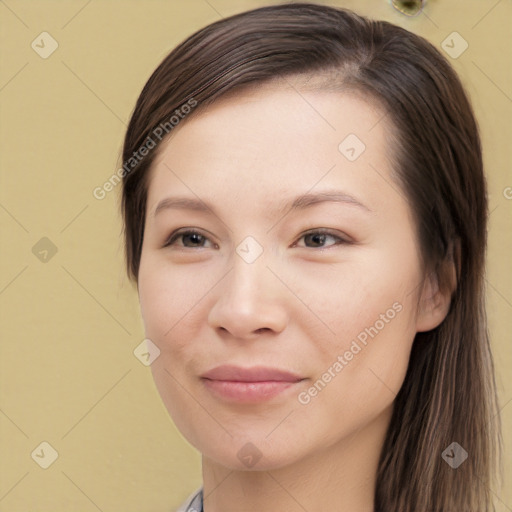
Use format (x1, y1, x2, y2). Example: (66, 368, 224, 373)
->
(294, 230, 348, 249)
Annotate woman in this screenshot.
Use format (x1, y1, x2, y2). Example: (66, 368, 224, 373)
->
(120, 3, 501, 511)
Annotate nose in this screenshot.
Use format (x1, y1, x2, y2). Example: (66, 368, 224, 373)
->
(207, 253, 288, 340)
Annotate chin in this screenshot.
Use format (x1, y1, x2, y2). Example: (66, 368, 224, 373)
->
(199, 433, 308, 472)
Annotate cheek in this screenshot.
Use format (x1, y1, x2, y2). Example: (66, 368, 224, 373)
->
(138, 258, 203, 338)
(297, 299, 416, 439)
(137, 259, 218, 405)
(302, 254, 420, 405)
(138, 264, 205, 433)
(289, 260, 415, 349)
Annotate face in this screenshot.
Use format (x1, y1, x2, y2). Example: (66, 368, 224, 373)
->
(138, 83, 430, 471)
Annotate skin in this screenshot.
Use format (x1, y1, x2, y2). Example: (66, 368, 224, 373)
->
(137, 80, 452, 511)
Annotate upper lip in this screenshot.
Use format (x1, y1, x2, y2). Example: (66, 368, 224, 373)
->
(201, 365, 303, 382)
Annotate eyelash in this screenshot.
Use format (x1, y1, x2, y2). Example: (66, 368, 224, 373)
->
(162, 228, 351, 250)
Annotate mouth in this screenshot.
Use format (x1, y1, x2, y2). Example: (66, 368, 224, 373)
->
(200, 365, 305, 403)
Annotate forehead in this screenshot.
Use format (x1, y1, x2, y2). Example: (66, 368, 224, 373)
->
(145, 84, 399, 217)
(172, 81, 387, 144)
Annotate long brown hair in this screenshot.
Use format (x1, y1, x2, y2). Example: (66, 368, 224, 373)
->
(121, 3, 501, 510)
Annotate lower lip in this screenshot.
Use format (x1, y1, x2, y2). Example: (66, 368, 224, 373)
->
(202, 379, 300, 403)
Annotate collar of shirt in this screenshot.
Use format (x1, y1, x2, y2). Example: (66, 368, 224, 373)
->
(180, 488, 203, 512)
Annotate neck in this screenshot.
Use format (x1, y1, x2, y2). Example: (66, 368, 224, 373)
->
(201, 405, 392, 512)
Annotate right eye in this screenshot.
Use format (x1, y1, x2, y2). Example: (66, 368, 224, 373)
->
(163, 229, 217, 249)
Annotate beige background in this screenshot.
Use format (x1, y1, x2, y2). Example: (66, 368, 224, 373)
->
(0, 0, 510, 510)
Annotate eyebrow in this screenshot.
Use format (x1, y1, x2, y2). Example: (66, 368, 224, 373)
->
(153, 190, 373, 218)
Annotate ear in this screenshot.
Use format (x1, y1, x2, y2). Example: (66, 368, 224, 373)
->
(415, 261, 457, 333)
